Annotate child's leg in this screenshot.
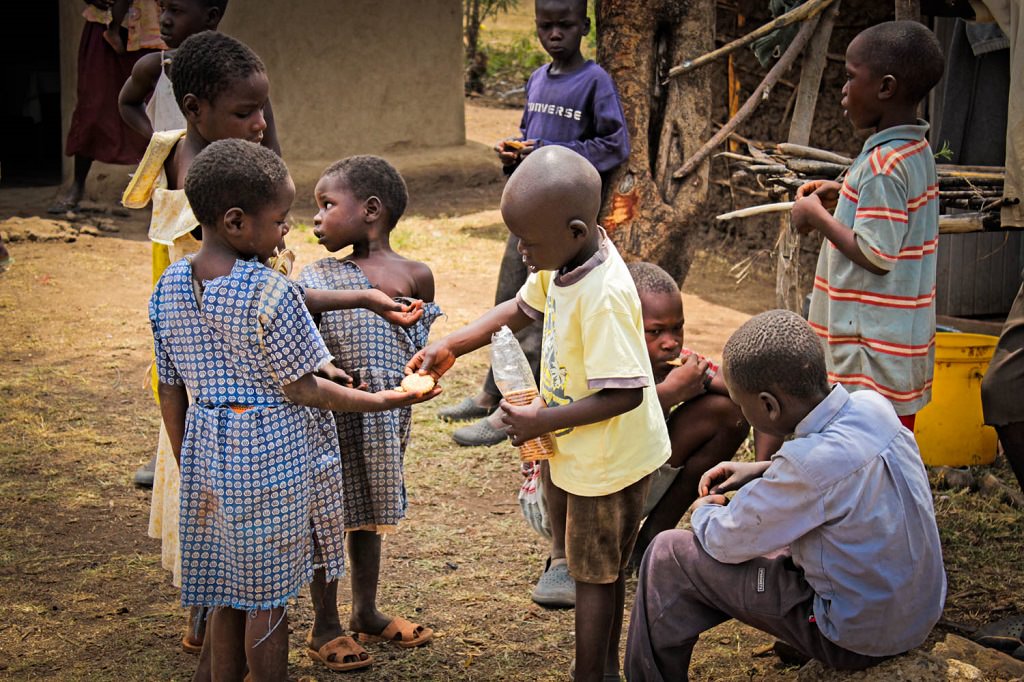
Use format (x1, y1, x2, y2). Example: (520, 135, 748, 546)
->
(347, 530, 391, 636)
(310, 567, 343, 645)
(243, 607, 288, 682)
(532, 460, 576, 607)
(575, 579, 620, 681)
(633, 394, 748, 562)
(624, 530, 886, 680)
(204, 607, 247, 682)
(542, 460, 568, 562)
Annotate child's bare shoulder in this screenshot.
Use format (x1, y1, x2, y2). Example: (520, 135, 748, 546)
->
(131, 51, 165, 83)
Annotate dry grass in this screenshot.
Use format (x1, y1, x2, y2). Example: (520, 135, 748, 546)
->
(3, 203, 1022, 681)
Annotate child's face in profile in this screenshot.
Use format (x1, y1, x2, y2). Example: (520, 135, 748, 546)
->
(721, 365, 788, 438)
(841, 35, 884, 130)
(159, 0, 218, 49)
(640, 291, 684, 382)
(312, 174, 367, 253)
(506, 217, 581, 274)
(535, 0, 589, 63)
(236, 177, 294, 262)
(193, 72, 269, 146)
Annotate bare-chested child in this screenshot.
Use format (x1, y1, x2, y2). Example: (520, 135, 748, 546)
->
(295, 156, 440, 671)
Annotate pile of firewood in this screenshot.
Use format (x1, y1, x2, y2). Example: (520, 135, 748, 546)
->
(717, 142, 1015, 234)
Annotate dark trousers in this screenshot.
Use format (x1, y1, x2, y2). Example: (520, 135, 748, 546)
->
(482, 232, 541, 398)
(624, 530, 888, 681)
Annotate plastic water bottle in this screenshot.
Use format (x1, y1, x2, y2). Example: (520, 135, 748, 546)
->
(490, 326, 555, 461)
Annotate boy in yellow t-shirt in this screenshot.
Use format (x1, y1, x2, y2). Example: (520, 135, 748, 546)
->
(408, 145, 670, 682)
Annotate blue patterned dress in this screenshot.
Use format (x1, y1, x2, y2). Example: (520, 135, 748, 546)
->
(298, 259, 442, 531)
(149, 258, 347, 610)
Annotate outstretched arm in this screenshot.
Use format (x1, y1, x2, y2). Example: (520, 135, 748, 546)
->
(406, 298, 533, 380)
(282, 372, 440, 413)
(303, 287, 425, 327)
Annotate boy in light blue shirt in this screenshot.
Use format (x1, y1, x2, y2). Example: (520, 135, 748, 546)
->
(625, 310, 946, 681)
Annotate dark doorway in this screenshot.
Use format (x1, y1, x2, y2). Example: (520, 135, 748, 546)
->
(1, 1, 63, 187)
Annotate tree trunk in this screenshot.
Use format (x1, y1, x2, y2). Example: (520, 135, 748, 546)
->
(596, 0, 715, 285)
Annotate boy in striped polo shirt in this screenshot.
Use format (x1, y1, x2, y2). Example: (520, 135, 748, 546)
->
(792, 21, 945, 429)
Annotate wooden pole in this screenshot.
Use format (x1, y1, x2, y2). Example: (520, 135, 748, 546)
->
(674, 15, 821, 179)
(727, 11, 745, 152)
(894, 0, 922, 22)
(667, 0, 834, 78)
(787, 0, 840, 146)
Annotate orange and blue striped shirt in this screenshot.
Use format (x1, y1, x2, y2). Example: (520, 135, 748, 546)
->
(808, 122, 938, 415)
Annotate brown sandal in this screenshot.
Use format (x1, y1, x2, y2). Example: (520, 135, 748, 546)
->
(356, 616, 433, 648)
(306, 634, 373, 671)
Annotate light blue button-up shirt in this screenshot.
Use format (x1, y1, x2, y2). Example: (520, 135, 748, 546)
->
(691, 384, 946, 656)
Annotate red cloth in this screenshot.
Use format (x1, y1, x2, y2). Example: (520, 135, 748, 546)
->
(65, 22, 154, 164)
(898, 413, 917, 431)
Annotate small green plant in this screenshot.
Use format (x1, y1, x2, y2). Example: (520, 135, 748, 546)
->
(934, 140, 955, 162)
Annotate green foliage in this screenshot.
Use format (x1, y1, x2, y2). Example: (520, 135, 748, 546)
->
(483, 36, 548, 82)
(934, 140, 955, 162)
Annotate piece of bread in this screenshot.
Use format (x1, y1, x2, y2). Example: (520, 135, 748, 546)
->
(666, 357, 682, 366)
(503, 139, 526, 151)
(399, 373, 435, 394)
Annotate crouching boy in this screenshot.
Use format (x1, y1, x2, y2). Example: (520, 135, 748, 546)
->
(625, 309, 946, 681)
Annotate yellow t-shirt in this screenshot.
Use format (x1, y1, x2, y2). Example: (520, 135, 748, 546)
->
(518, 235, 670, 496)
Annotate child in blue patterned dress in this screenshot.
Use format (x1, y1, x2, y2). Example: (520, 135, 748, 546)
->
(149, 139, 439, 680)
(296, 156, 441, 670)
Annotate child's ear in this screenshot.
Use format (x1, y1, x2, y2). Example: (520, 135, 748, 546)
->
(224, 207, 246, 234)
(181, 93, 202, 122)
(206, 8, 223, 28)
(568, 218, 588, 239)
(759, 391, 782, 423)
(878, 74, 897, 101)
(364, 196, 382, 222)
(582, 16, 591, 35)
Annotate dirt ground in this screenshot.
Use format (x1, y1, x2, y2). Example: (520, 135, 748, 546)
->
(2, 98, 1023, 682)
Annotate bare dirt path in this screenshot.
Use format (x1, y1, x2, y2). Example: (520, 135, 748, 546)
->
(0, 105, 1020, 681)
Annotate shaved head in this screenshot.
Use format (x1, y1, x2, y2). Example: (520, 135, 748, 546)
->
(502, 145, 602, 228)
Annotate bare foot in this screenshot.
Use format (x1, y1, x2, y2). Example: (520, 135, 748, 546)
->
(48, 184, 83, 215)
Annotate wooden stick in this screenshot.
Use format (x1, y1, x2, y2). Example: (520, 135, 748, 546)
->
(787, 0, 840, 146)
(716, 201, 795, 220)
(939, 212, 1003, 233)
(937, 164, 1005, 174)
(667, 0, 835, 77)
(673, 16, 821, 179)
(775, 143, 852, 165)
(785, 158, 848, 177)
(714, 151, 760, 163)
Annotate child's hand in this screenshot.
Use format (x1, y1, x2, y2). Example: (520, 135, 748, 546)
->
(698, 461, 770, 496)
(376, 385, 443, 409)
(688, 494, 728, 513)
(795, 180, 841, 211)
(406, 341, 456, 381)
(365, 289, 425, 327)
(493, 139, 536, 166)
(498, 396, 546, 445)
(661, 354, 709, 403)
(791, 193, 830, 236)
(317, 361, 365, 389)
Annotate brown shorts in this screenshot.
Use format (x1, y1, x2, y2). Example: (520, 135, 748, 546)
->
(564, 474, 651, 584)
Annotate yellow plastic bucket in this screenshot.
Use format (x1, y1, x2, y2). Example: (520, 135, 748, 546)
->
(914, 332, 999, 466)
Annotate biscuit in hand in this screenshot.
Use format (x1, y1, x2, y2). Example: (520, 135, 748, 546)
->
(399, 373, 435, 394)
